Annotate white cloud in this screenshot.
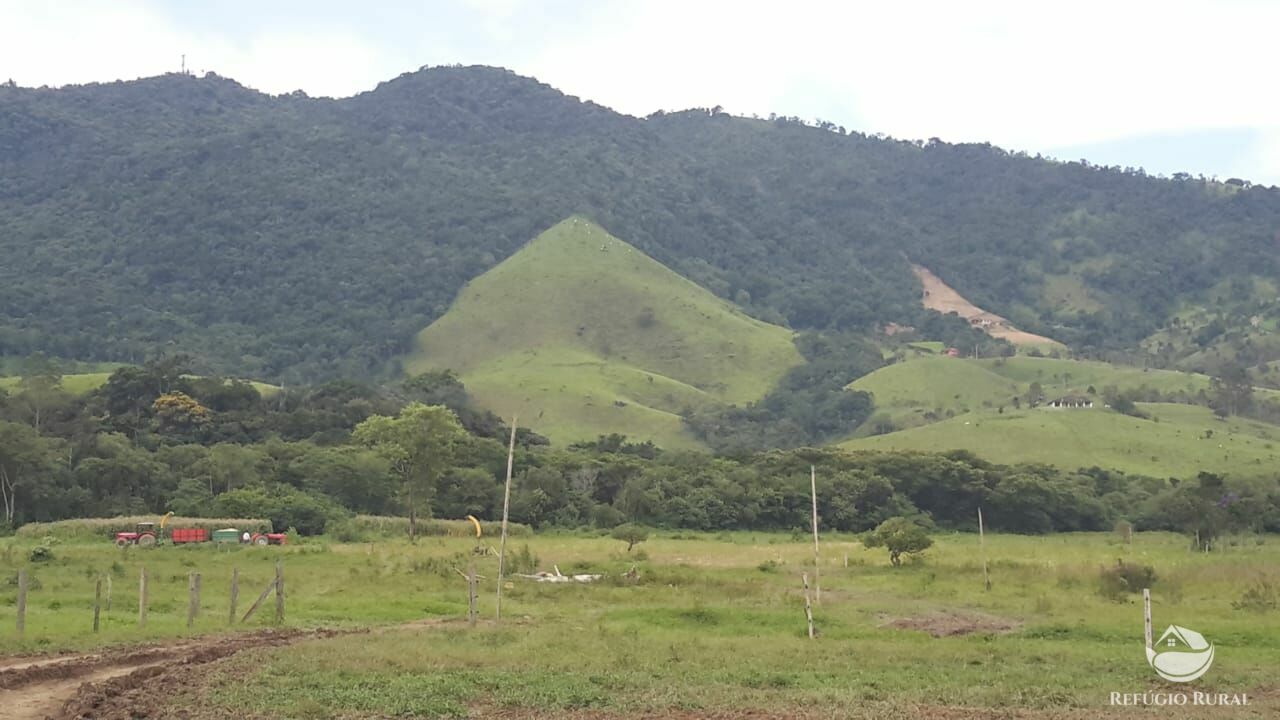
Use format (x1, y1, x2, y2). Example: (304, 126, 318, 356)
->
(518, 0, 1280, 149)
(1, 0, 1276, 182)
(0, 0, 391, 97)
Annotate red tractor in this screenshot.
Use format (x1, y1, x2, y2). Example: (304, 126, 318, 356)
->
(114, 522, 160, 547)
(249, 531, 288, 546)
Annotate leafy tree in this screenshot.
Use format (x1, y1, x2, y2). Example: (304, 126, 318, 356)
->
(0, 421, 62, 526)
(352, 402, 467, 541)
(1210, 363, 1253, 417)
(152, 392, 211, 436)
(14, 353, 69, 431)
(862, 516, 934, 567)
(610, 522, 649, 551)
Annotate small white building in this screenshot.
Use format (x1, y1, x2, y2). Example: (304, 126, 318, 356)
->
(1046, 395, 1094, 409)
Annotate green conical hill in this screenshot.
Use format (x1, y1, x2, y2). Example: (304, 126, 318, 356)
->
(406, 217, 803, 447)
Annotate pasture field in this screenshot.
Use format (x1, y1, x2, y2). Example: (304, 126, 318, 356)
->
(405, 217, 802, 449)
(843, 401, 1280, 477)
(0, 373, 279, 396)
(2, 530, 1277, 718)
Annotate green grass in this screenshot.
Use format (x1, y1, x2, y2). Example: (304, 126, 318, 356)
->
(974, 357, 1216, 396)
(842, 402, 1280, 476)
(0, 372, 114, 395)
(850, 356, 1021, 429)
(845, 355, 1280, 473)
(405, 217, 802, 448)
(4, 531, 1275, 717)
(0, 373, 279, 396)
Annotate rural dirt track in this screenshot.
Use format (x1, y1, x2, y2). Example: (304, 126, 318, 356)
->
(0, 629, 328, 720)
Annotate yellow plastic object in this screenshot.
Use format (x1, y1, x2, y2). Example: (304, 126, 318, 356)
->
(465, 515, 482, 538)
(159, 511, 175, 530)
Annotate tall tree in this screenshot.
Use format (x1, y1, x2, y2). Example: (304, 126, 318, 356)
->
(1210, 363, 1253, 417)
(352, 402, 467, 541)
(15, 354, 69, 432)
(0, 421, 61, 525)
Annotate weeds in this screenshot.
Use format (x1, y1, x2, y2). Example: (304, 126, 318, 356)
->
(1098, 560, 1157, 601)
(1232, 576, 1277, 613)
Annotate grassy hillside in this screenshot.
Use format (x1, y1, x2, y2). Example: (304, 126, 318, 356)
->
(0, 373, 278, 396)
(974, 356, 1213, 395)
(850, 355, 1222, 432)
(0, 372, 113, 394)
(842, 402, 1280, 477)
(850, 357, 1018, 431)
(406, 217, 803, 447)
(844, 354, 1280, 474)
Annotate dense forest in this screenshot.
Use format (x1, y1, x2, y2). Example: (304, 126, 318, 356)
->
(1, 357, 1275, 544)
(2, 66, 1279, 383)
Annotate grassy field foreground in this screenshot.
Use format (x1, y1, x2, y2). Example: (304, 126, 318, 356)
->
(2, 531, 1278, 717)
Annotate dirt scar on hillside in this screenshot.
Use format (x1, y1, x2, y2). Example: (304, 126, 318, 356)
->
(911, 265, 1060, 347)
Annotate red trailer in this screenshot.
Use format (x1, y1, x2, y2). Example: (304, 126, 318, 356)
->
(170, 527, 210, 544)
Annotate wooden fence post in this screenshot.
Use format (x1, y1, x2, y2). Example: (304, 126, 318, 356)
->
(801, 572, 815, 639)
(93, 578, 103, 633)
(138, 567, 148, 628)
(810, 465, 821, 605)
(105, 575, 112, 613)
(229, 568, 239, 625)
(16, 568, 27, 640)
(467, 561, 478, 628)
(187, 572, 201, 628)
(1143, 588, 1153, 650)
(496, 415, 517, 621)
(978, 506, 991, 592)
(274, 561, 284, 624)
(241, 577, 276, 623)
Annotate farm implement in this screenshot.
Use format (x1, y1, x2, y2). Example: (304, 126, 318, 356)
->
(114, 513, 286, 547)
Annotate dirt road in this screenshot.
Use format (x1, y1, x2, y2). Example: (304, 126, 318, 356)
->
(0, 629, 319, 720)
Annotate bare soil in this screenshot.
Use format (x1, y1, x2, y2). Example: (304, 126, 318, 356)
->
(0, 629, 327, 720)
(881, 610, 1023, 637)
(912, 265, 1060, 348)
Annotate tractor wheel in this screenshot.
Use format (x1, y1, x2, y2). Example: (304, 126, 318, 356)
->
(138, 534, 157, 547)
(115, 537, 129, 548)
(254, 535, 269, 546)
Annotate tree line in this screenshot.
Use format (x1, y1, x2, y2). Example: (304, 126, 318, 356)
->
(2, 357, 1276, 544)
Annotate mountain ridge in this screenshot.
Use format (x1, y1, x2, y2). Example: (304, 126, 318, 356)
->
(2, 65, 1278, 383)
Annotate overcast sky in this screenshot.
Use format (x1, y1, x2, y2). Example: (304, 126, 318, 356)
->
(3, 0, 1277, 185)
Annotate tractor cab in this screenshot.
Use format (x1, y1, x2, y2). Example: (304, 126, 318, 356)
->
(115, 522, 159, 547)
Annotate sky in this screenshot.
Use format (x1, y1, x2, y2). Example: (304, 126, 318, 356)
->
(2, 0, 1277, 185)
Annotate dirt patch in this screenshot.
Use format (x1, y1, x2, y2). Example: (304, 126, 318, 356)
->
(56, 629, 344, 720)
(912, 265, 1060, 348)
(0, 629, 331, 720)
(882, 610, 1022, 638)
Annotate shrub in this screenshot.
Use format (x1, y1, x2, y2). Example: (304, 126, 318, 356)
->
(28, 545, 55, 563)
(1098, 561, 1157, 602)
(862, 516, 933, 567)
(610, 523, 650, 552)
(1232, 577, 1277, 613)
(508, 543, 538, 574)
(214, 487, 346, 535)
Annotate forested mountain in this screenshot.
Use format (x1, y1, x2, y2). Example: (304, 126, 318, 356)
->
(2, 65, 1279, 383)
